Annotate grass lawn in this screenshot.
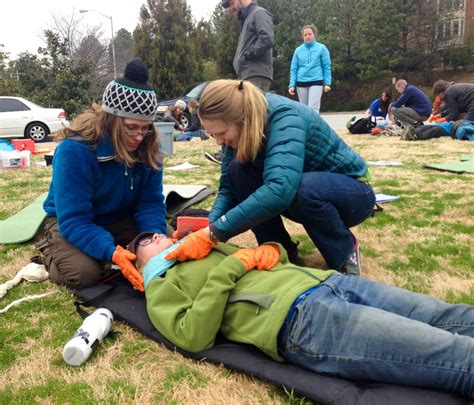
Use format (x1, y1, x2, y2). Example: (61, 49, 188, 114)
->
(0, 132, 473, 403)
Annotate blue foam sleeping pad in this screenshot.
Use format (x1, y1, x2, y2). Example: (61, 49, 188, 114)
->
(72, 276, 469, 405)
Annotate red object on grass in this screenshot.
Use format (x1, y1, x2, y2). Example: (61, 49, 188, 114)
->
(176, 217, 210, 239)
(12, 139, 35, 153)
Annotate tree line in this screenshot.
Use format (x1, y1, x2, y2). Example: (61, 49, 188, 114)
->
(0, 0, 472, 116)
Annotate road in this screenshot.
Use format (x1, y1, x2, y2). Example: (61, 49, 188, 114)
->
(320, 111, 364, 130)
(9, 111, 364, 152)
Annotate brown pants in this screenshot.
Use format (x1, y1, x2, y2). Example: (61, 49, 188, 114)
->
(37, 217, 138, 289)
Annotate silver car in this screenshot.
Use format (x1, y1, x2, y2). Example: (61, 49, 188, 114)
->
(0, 96, 69, 142)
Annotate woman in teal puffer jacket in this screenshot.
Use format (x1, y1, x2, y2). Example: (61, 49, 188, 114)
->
(166, 80, 375, 276)
(288, 24, 332, 114)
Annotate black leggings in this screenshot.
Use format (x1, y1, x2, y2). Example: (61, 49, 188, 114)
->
(415, 126, 449, 140)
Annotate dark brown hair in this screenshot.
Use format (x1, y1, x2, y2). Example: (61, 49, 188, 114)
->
(380, 87, 393, 112)
(432, 80, 448, 96)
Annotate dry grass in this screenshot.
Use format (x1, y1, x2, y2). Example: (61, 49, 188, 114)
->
(0, 131, 473, 403)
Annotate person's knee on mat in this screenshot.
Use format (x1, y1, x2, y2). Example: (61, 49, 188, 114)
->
(48, 259, 105, 289)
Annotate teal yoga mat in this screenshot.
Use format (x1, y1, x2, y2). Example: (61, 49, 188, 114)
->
(0, 193, 47, 244)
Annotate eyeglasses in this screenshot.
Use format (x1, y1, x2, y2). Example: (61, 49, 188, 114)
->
(124, 127, 155, 138)
(137, 234, 166, 247)
(137, 236, 153, 247)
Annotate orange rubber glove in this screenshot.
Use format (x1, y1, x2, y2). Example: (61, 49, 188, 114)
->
(165, 229, 217, 262)
(112, 245, 144, 292)
(232, 244, 280, 271)
(428, 113, 440, 123)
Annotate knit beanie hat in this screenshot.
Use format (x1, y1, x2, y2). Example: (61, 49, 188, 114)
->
(102, 58, 158, 121)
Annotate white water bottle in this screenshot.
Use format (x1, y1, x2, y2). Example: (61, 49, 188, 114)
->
(63, 308, 113, 366)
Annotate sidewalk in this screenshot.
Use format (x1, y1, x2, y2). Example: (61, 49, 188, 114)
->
(320, 111, 364, 130)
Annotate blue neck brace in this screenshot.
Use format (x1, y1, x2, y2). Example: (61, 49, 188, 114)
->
(142, 240, 184, 288)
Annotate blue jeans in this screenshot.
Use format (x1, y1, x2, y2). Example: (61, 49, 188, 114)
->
(227, 160, 375, 269)
(176, 130, 207, 141)
(279, 274, 474, 398)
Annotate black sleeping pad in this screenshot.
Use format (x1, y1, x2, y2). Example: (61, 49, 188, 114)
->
(73, 276, 469, 405)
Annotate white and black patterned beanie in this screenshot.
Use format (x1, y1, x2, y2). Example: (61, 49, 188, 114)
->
(102, 58, 157, 121)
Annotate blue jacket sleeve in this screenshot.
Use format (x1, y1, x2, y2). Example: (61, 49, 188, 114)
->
(289, 48, 299, 88)
(392, 88, 412, 109)
(133, 167, 167, 234)
(211, 105, 306, 241)
(209, 147, 238, 224)
(321, 45, 332, 86)
(51, 141, 117, 261)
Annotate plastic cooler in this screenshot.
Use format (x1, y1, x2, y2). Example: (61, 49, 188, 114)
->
(154, 122, 174, 157)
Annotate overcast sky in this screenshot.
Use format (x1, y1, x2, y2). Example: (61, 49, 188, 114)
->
(1, 0, 221, 59)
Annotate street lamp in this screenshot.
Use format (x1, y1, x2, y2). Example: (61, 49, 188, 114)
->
(79, 9, 117, 79)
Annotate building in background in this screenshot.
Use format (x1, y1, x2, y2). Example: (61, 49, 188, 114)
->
(436, 0, 474, 48)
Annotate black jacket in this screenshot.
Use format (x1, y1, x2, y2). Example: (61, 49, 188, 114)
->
(443, 83, 474, 121)
(184, 112, 201, 132)
(233, 2, 274, 81)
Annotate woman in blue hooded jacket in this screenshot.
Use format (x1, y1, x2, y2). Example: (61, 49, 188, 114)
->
(288, 24, 332, 114)
(40, 58, 167, 291)
(166, 80, 375, 276)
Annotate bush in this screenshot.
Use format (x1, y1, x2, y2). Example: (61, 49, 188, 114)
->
(443, 47, 473, 71)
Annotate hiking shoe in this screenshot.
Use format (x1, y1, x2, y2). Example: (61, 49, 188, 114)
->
(400, 125, 417, 141)
(204, 151, 222, 165)
(340, 240, 361, 276)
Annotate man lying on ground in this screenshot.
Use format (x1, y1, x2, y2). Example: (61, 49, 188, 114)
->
(127, 231, 474, 399)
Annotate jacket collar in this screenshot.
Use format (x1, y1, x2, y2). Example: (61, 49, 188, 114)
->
(95, 134, 116, 162)
(238, 2, 257, 28)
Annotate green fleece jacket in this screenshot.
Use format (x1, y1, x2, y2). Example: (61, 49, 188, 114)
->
(145, 243, 336, 361)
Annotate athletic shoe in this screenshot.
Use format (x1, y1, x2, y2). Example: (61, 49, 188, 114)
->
(340, 240, 361, 276)
(204, 151, 222, 165)
(385, 126, 404, 137)
(400, 125, 417, 141)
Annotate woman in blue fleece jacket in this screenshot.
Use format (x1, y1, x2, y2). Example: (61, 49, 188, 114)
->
(166, 80, 375, 276)
(40, 58, 167, 290)
(288, 24, 332, 114)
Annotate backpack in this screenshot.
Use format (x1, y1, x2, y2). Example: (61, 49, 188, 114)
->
(347, 117, 376, 134)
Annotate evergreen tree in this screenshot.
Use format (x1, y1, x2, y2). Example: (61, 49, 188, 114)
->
(134, 0, 201, 99)
(394, 0, 440, 76)
(38, 31, 92, 115)
(354, 0, 401, 81)
(113, 29, 135, 76)
(210, 5, 239, 78)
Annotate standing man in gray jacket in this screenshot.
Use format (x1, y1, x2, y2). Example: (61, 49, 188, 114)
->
(222, 0, 274, 91)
